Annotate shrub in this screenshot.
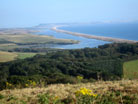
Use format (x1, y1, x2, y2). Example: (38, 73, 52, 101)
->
(0, 94, 5, 99)
(38, 93, 62, 104)
(77, 76, 83, 83)
(75, 88, 97, 104)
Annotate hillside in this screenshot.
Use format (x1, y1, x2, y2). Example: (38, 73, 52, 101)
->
(0, 43, 138, 89)
(0, 43, 138, 103)
(0, 80, 138, 104)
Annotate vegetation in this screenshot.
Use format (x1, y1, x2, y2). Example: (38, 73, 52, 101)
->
(8, 47, 62, 53)
(0, 80, 138, 104)
(1, 27, 138, 103)
(124, 60, 138, 79)
(0, 42, 138, 103)
(0, 43, 138, 90)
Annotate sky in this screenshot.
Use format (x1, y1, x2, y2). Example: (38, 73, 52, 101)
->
(0, 0, 138, 28)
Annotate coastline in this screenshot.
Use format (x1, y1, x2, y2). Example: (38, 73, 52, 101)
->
(51, 26, 138, 43)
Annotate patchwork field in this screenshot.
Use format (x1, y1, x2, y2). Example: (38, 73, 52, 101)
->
(0, 44, 19, 51)
(124, 60, 138, 79)
(0, 52, 38, 62)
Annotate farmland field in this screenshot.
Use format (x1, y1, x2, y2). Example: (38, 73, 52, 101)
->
(0, 51, 17, 62)
(17, 53, 37, 59)
(124, 60, 138, 79)
(0, 34, 78, 51)
(0, 34, 78, 45)
(0, 51, 38, 62)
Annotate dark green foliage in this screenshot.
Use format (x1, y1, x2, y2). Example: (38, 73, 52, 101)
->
(7, 75, 42, 85)
(8, 48, 62, 53)
(0, 94, 5, 99)
(122, 95, 134, 104)
(37, 90, 138, 104)
(62, 96, 75, 104)
(0, 43, 138, 90)
(38, 93, 62, 104)
(0, 39, 13, 44)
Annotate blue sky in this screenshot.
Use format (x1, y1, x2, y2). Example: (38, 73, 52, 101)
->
(0, 0, 138, 28)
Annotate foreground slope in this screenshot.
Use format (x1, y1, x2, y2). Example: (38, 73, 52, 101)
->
(0, 80, 138, 104)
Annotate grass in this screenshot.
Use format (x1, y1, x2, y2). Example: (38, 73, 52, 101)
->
(0, 80, 138, 104)
(0, 34, 78, 44)
(17, 53, 37, 59)
(0, 34, 78, 51)
(0, 51, 17, 62)
(124, 60, 138, 79)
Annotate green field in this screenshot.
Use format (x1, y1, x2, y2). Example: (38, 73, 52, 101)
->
(17, 53, 37, 59)
(124, 60, 138, 79)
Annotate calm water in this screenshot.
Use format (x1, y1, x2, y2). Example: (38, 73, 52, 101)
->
(38, 23, 138, 49)
(38, 29, 109, 49)
(61, 23, 138, 41)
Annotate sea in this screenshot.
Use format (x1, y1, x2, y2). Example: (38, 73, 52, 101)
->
(38, 23, 138, 49)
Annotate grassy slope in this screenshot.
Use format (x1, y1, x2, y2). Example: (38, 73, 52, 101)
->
(124, 60, 138, 79)
(0, 80, 138, 104)
(0, 51, 17, 62)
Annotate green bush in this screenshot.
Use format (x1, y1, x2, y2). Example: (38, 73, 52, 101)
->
(38, 93, 62, 104)
(0, 94, 5, 99)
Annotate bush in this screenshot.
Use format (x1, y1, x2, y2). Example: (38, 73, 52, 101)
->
(38, 93, 62, 104)
(75, 88, 97, 104)
(0, 94, 4, 99)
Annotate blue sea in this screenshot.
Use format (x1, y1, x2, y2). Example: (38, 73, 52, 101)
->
(60, 23, 138, 41)
(39, 23, 138, 49)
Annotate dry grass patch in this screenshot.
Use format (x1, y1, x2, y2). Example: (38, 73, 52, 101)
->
(0, 51, 17, 62)
(0, 80, 138, 104)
